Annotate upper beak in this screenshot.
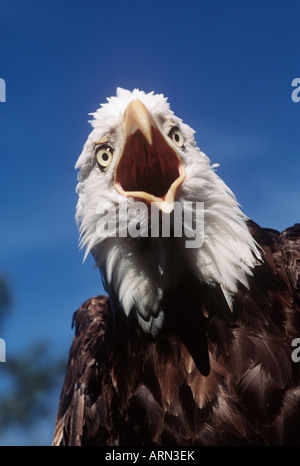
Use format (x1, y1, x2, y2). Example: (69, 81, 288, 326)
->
(114, 99, 185, 213)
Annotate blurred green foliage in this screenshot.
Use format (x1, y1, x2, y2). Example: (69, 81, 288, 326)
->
(0, 276, 66, 443)
(0, 342, 66, 433)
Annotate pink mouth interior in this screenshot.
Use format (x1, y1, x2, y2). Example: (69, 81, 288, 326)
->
(115, 127, 181, 198)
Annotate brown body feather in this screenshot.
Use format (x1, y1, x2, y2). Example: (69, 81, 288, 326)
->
(53, 222, 300, 446)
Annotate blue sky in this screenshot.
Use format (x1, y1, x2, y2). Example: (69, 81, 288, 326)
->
(0, 0, 299, 445)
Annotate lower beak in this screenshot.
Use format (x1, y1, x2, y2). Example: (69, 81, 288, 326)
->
(114, 99, 185, 213)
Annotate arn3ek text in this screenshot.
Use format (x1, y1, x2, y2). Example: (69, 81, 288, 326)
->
(105, 450, 196, 462)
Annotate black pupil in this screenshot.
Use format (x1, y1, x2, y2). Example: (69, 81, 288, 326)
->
(102, 152, 109, 162)
(174, 133, 180, 142)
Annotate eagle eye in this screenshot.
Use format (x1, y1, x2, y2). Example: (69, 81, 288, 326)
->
(95, 145, 114, 170)
(169, 127, 184, 148)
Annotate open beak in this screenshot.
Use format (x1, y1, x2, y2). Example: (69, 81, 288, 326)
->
(114, 99, 185, 213)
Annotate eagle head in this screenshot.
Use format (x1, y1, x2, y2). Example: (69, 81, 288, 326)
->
(75, 88, 261, 337)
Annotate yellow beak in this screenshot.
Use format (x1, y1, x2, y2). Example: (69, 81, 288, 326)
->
(114, 99, 185, 213)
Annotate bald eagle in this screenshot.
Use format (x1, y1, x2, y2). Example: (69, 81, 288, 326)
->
(53, 88, 300, 446)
